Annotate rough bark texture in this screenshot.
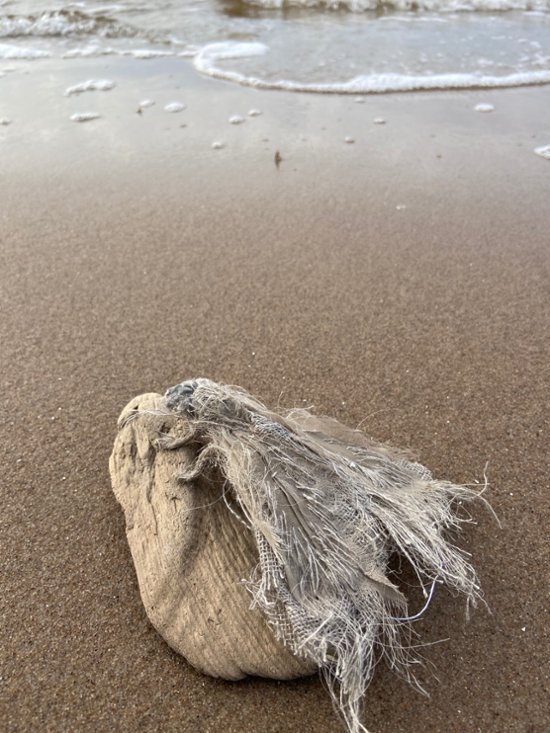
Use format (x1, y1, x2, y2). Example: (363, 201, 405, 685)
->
(109, 392, 316, 681)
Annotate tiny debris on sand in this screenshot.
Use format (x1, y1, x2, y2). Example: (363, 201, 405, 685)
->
(139, 99, 155, 109)
(344, 136, 355, 144)
(211, 141, 224, 149)
(373, 117, 386, 125)
(229, 115, 245, 125)
(248, 109, 262, 117)
(0, 117, 12, 126)
(354, 97, 365, 104)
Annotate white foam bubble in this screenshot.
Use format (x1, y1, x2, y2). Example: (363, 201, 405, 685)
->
(123, 49, 174, 59)
(0, 43, 49, 59)
(248, 108, 262, 116)
(229, 115, 245, 124)
(64, 79, 115, 96)
(534, 144, 550, 159)
(139, 99, 155, 108)
(373, 117, 386, 124)
(0, 118, 12, 126)
(475, 103, 495, 112)
(344, 136, 355, 143)
(354, 97, 365, 103)
(164, 102, 185, 112)
(212, 141, 225, 149)
(70, 112, 101, 122)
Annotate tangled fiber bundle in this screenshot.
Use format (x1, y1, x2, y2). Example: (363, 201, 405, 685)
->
(155, 378, 483, 733)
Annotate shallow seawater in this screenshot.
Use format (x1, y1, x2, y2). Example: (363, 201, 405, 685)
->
(1, 0, 550, 93)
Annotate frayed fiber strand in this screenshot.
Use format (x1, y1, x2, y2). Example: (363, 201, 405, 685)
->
(162, 378, 484, 733)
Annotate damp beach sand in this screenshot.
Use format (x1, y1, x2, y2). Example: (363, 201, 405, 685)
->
(1, 56, 550, 733)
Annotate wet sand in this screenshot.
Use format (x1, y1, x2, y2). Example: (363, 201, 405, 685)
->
(1, 57, 549, 733)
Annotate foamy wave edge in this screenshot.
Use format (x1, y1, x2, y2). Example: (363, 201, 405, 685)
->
(0, 9, 133, 40)
(194, 42, 550, 94)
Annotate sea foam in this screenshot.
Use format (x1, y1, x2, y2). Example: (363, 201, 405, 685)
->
(194, 42, 550, 93)
(164, 102, 186, 112)
(534, 144, 550, 159)
(70, 111, 101, 122)
(64, 79, 115, 96)
(0, 42, 49, 59)
(0, 8, 130, 39)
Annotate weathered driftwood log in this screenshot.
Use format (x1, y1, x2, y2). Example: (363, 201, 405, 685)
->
(109, 392, 315, 680)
